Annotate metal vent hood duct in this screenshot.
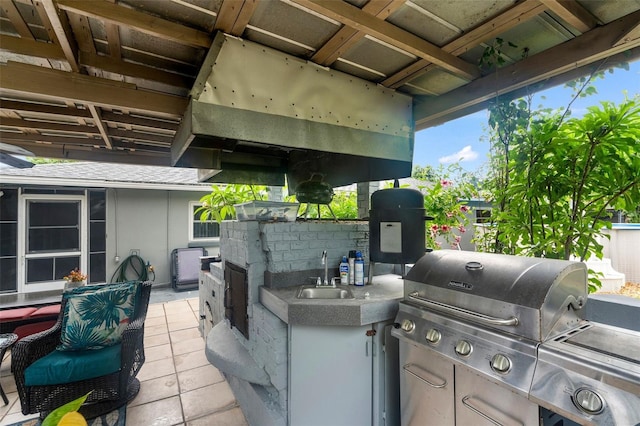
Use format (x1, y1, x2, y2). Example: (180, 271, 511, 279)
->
(172, 33, 414, 188)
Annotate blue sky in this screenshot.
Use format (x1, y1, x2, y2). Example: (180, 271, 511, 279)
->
(413, 59, 640, 173)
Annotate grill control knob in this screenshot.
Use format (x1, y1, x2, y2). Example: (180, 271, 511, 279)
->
(401, 319, 415, 333)
(490, 354, 512, 373)
(425, 329, 441, 344)
(455, 340, 472, 357)
(573, 388, 604, 414)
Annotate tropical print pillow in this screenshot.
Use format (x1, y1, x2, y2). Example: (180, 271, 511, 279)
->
(58, 282, 138, 351)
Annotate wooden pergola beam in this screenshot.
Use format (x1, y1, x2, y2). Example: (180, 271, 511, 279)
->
(539, 0, 597, 33)
(0, 35, 66, 60)
(312, 0, 405, 66)
(215, 0, 259, 36)
(87, 104, 113, 149)
(383, 0, 546, 88)
(78, 52, 193, 88)
(0, 117, 99, 134)
(0, 139, 171, 166)
(2, 0, 35, 39)
(100, 111, 179, 132)
(0, 61, 188, 118)
(0, 99, 93, 119)
(0, 130, 103, 145)
(291, 0, 480, 80)
(56, 0, 211, 48)
(41, 0, 80, 72)
(413, 9, 640, 129)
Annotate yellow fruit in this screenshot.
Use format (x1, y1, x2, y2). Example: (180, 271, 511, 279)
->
(58, 411, 88, 426)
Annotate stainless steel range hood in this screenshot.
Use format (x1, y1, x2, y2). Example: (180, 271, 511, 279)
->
(172, 33, 414, 188)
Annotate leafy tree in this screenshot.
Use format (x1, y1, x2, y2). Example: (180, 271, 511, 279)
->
(196, 184, 268, 223)
(412, 164, 436, 181)
(297, 191, 358, 219)
(478, 69, 640, 291)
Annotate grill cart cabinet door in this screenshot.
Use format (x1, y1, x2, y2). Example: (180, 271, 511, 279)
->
(455, 365, 539, 426)
(399, 341, 454, 426)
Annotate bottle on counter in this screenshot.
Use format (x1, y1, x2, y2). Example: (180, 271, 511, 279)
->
(348, 250, 357, 285)
(354, 251, 365, 286)
(339, 256, 349, 285)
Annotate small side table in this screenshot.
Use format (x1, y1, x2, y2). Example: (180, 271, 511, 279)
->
(0, 333, 18, 405)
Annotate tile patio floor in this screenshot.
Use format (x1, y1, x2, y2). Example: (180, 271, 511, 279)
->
(0, 297, 248, 426)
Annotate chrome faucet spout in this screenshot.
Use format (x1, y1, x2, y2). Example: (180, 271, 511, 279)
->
(321, 250, 328, 286)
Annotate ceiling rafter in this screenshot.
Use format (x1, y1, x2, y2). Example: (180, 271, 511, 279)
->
(41, 0, 80, 71)
(66, 12, 97, 54)
(539, 0, 597, 33)
(414, 9, 640, 129)
(0, 35, 66, 60)
(0, 99, 93, 119)
(108, 128, 173, 144)
(0, 116, 98, 134)
(291, 0, 479, 81)
(215, 0, 259, 36)
(105, 0, 122, 59)
(87, 104, 113, 148)
(100, 111, 179, 132)
(0, 130, 102, 144)
(311, 0, 405, 66)
(0, 34, 193, 88)
(383, 0, 547, 88)
(78, 52, 193, 88)
(2, 0, 35, 39)
(56, 0, 211, 48)
(1, 61, 188, 118)
(613, 21, 640, 47)
(0, 138, 171, 165)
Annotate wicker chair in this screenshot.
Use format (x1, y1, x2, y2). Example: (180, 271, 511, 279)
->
(12, 281, 152, 419)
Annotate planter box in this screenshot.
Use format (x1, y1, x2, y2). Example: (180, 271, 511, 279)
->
(235, 201, 299, 222)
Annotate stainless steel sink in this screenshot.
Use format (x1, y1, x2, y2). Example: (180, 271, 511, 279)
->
(297, 286, 355, 299)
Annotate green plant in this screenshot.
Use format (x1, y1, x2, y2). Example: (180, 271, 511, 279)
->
(478, 69, 640, 292)
(295, 191, 358, 219)
(420, 166, 476, 250)
(196, 184, 268, 223)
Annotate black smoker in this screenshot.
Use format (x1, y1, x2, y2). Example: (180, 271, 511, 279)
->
(369, 181, 431, 282)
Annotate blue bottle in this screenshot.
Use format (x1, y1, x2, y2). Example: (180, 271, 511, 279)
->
(339, 256, 349, 285)
(354, 251, 365, 286)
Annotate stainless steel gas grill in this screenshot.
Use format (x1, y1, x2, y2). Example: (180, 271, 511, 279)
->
(391, 250, 640, 426)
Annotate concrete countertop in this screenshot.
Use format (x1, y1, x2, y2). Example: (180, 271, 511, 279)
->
(260, 274, 404, 326)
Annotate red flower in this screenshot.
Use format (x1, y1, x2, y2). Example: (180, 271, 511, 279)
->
(460, 205, 469, 212)
(458, 225, 466, 233)
(440, 224, 451, 232)
(441, 179, 451, 187)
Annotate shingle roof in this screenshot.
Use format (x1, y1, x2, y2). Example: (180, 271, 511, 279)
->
(0, 162, 211, 188)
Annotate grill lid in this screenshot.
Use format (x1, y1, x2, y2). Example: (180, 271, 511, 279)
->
(404, 250, 588, 340)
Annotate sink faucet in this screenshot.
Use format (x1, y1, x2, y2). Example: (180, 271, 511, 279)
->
(321, 250, 329, 286)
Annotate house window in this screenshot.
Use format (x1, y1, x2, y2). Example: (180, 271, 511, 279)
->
(22, 195, 86, 292)
(475, 209, 492, 224)
(190, 202, 219, 242)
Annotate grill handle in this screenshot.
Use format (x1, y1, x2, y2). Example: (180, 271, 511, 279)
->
(402, 363, 447, 388)
(462, 396, 523, 426)
(408, 291, 519, 327)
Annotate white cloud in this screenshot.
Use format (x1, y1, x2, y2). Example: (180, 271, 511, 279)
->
(438, 145, 479, 164)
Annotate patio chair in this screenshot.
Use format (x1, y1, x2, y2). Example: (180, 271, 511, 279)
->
(12, 281, 152, 419)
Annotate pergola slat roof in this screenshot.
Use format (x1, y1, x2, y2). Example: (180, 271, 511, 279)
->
(1, 0, 639, 167)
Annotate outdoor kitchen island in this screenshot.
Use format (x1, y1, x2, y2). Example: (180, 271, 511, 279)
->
(200, 220, 403, 426)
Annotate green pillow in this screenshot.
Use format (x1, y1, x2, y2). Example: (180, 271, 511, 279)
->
(57, 282, 139, 351)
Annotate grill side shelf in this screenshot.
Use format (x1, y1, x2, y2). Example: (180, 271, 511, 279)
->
(407, 292, 519, 327)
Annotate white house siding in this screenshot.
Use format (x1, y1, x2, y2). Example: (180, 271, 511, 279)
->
(106, 188, 217, 287)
